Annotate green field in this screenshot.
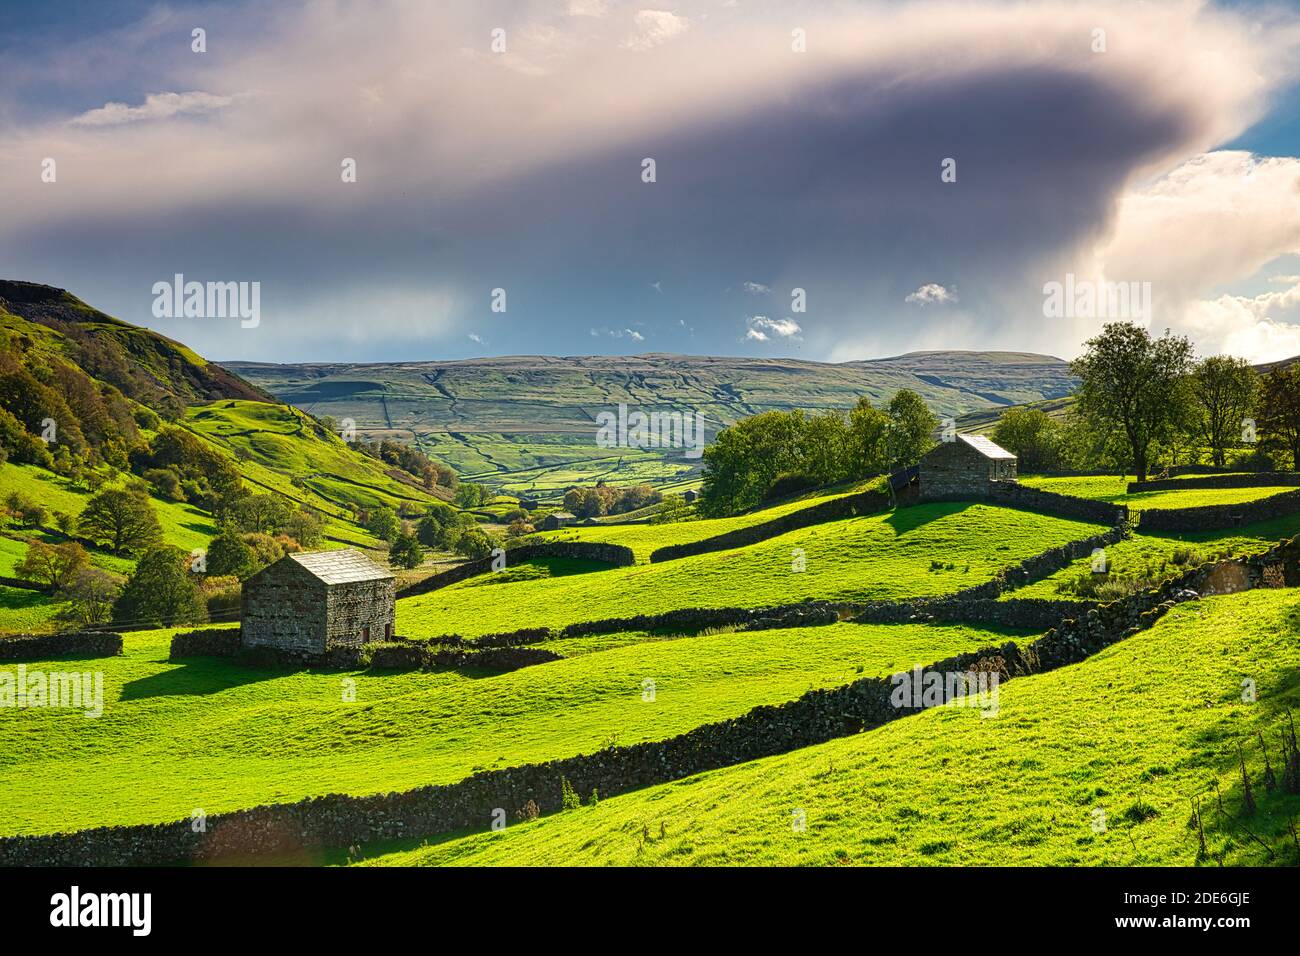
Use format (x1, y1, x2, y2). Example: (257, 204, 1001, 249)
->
(399, 503, 1106, 638)
(1008, 511, 1300, 599)
(362, 589, 1300, 867)
(0, 618, 1027, 836)
(534, 483, 877, 562)
(1019, 474, 1295, 510)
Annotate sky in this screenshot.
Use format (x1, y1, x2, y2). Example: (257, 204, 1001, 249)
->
(2, 0, 1300, 365)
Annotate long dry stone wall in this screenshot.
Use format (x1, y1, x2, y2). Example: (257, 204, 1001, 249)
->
(1139, 488, 1300, 533)
(648, 489, 890, 563)
(0, 631, 123, 661)
(397, 541, 635, 597)
(11, 539, 1296, 867)
(986, 480, 1128, 525)
(1128, 473, 1300, 493)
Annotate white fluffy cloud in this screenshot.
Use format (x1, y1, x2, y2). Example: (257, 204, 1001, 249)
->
(623, 10, 690, 51)
(70, 91, 235, 127)
(746, 315, 801, 342)
(1093, 152, 1300, 361)
(905, 283, 957, 306)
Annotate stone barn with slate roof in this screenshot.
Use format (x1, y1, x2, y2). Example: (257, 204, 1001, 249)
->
(919, 434, 1017, 500)
(241, 548, 395, 656)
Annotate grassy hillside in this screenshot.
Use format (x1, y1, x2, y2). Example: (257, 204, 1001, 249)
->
(1007, 510, 1300, 599)
(533, 481, 878, 562)
(1019, 474, 1295, 509)
(362, 589, 1300, 867)
(0, 280, 269, 406)
(398, 503, 1106, 638)
(0, 618, 1029, 836)
(228, 351, 1076, 495)
(0, 283, 460, 634)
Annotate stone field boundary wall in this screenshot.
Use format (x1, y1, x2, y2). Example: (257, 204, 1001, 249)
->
(985, 481, 1129, 526)
(167, 628, 556, 674)
(1128, 473, 1300, 493)
(0, 631, 123, 661)
(8, 538, 1296, 866)
(1139, 488, 1300, 533)
(397, 541, 635, 598)
(648, 488, 891, 563)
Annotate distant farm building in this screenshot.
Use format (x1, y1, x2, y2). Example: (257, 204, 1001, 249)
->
(919, 435, 1017, 500)
(241, 549, 395, 656)
(540, 511, 576, 531)
(518, 495, 539, 511)
(682, 489, 699, 503)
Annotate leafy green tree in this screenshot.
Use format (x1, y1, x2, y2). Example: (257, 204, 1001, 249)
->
(1192, 356, 1259, 468)
(142, 467, 186, 502)
(389, 532, 424, 569)
(846, 398, 891, 478)
(79, 487, 162, 554)
(364, 506, 401, 543)
(698, 410, 807, 516)
(1070, 323, 1195, 481)
(886, 389, 938, 469)
(1257, 365, 1300, 470)
(454, 483, 489, 509)
(112, 547, 207, 627)
(16, 541, 89, 594)
(231, 492, 292, 534)
(242, 532, 287, 570)
(455, 528, 497, 559)
(991, 407, 1063, 472)
(205, 531, 257, 578)
(57, 566, 123, 626)
(282, 509, 325, 548)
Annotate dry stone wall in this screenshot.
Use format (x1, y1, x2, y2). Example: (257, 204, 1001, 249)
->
(986, 481, 1128, 525)
(0, 631, 123, 661)
(1127, 473, 1300, 493)
(1139, 488, 1300, 533)
(648, 489, 890, 563)
(397, 541, 635, 597)
(13, 539, 1297, 867)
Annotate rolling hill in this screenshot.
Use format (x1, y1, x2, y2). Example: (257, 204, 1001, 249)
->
(0, 281, 455, 635)
(225, 350, 1077, 495)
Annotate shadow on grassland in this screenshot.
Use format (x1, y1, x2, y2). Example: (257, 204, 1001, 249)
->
(119, 655, 282, 700)
(881, 500, 973, 536)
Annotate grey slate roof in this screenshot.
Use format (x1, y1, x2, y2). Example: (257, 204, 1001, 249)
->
(288, 548, 394, 585)
(957, 434, 1017, 460)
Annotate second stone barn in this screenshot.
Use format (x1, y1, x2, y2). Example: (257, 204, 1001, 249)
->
(240, 548, 395, 656)
(919, 434, 1017, 500)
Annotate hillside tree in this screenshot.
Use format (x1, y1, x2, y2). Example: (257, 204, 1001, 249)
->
(992, 407, 1063, 472)
(79, 487, 163, 554)
(886, 390, 939, 469)
(1192, 356, 1258, 468)
(16, 541, 89, 594)
(1257, 365, 1300, 469)
(1070, 323, 1195, 481)
(112, 547, 207, 627)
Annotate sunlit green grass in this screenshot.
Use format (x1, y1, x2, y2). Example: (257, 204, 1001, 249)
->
(363, 589, 1300, 867)
(1007, 511, 1300, 599)
(398, 502, 1105, 638)
(1019, 474, 1295, 509)
(534, 482, 880, 562)
(0, 618, 1023, 836)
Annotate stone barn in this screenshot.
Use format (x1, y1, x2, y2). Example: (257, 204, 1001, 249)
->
(241, 549, 395, 657)
(919, 434, 1017, 500)
(682, 489, 699, 503)
(540, 511, 575, 531)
